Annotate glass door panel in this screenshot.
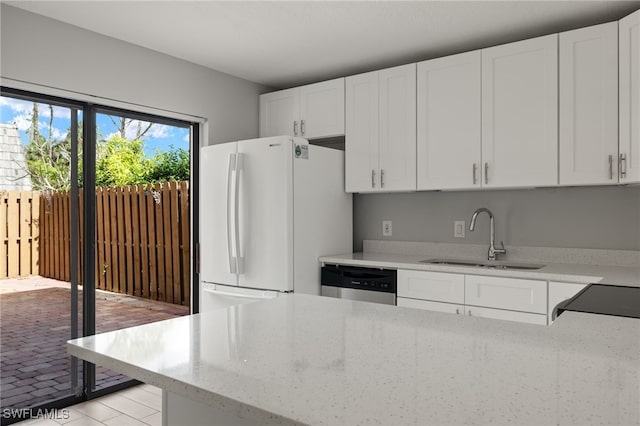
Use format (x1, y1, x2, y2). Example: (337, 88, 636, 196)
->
(90, 110, 191, 392)
(0, 95, 83, 421)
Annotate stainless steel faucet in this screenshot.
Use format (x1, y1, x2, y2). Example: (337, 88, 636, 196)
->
(469, 208, 506, 261)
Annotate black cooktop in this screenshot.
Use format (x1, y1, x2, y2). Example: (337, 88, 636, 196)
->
(556, 284, 640, 319)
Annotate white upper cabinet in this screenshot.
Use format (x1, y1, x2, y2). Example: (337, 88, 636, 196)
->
(417, 51, 481, 190)
(298, 79, 345, 139)
(481, 34, 559, 188)
(378, 64, 417, 192)
(345, 64, 416, 192)
(559, 22, 618, 185)
(259, 78, 345, 139)
(259, 88, 299, 139)
(345, 71, 379, 192)
(619, 9, 640, 183)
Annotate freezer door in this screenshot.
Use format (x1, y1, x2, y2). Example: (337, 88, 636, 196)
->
(237, 137, 294, 292)
(200, 142, 239, 287)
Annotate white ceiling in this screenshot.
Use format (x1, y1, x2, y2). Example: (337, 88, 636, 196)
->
(6, 1, 640, 89)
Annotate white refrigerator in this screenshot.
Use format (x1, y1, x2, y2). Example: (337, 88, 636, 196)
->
(199, 136, 352, 313)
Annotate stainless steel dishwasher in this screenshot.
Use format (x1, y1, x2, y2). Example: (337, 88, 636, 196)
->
(320, 264, 396, 305)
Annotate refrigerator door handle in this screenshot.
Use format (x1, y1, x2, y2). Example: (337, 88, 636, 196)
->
(226, 153, 237, 274)
(234, 153, 243, 274)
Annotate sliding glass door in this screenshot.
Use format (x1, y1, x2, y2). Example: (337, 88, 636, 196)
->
(0, 87, 197, 422)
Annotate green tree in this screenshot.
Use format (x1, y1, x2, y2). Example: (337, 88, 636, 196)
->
(147, 146, 190, 183)
(24, 103, 84, 191)
(95, 136, 152, 186)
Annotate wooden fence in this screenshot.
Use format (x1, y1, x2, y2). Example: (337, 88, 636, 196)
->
(0, 190, 40, 278)
(38, 181, 190, 306)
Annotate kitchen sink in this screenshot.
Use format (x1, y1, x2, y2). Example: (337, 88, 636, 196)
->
(420, 258, 545, 270)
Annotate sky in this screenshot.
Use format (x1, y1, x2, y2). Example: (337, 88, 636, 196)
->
(0, 96, 190, 156)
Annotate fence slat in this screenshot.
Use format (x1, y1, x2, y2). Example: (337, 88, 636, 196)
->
(0, 192, 8, 278)
(63, 190, 70, 282)
(146, 185, 157, 300)
(179, 181, 190, 307)
(97, 188, 107, 290)
(18, 192, 30, 276)
(131, 185, 141, 298)
(162, 182, 174, 304)
(32, 192, 40, 277)
(7, 192, 19, 278)
(169, 182, 181, 305)
(154, 183, 166, 301)
(124, 186, 134, 296)
(104, 188, 118, 291)
(138, 184, 149, 299)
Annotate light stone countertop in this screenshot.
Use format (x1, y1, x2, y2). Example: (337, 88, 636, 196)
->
(68, 294, 640, 426)
(319, 251, 640, 287)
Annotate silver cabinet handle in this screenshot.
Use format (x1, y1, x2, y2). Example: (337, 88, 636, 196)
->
(300, 119, 305, 136)
(381, 169, 385, 188)
(472, 164, 477, 185)
(455, 308, 460, 315)
(620, 153, 627, 178)
(484, 163, 489, 185)
(609, 155, 613, 180)
(468, 310, 472, 316)
(293, 121, 298, 137)
(371, 169, 376, 188)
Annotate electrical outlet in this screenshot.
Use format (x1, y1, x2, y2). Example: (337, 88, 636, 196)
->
(454, 221, 465, 238)
(382, 220, 393, 237)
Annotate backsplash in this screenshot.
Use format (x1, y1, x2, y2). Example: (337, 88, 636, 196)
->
(353, 186, 640, 251)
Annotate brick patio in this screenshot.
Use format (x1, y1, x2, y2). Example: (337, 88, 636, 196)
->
(0, 277, 189, 411)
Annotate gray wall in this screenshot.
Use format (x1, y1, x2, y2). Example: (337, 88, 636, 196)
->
(354, 186, 640, 251)
(0, 4, 268, 145)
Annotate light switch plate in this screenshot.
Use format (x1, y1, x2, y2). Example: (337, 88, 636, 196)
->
(382, 220, 392, 237)
(454, 221, 465, 238)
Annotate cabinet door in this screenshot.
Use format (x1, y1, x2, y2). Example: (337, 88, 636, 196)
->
(548, 281, 586, 324)
(417, 51, 481, 190)
(379, 64, 417, 191)
(397, 297, 464, 315)
(481, 34, 558, 188)
(259, 88, 299, 138)
(345, 71, 380, 192)
(397, 270, 465, 304)
(299, 78, 345, 139)
(560, 23, 618, 185)
(465, 275, 547, 314)
(464, 306, 547, 325)
(619, 9, 640, 183)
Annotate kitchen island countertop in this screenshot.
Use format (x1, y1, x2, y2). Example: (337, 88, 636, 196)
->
(68, 293, 639, 425)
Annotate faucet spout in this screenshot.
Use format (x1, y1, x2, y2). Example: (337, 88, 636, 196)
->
(468, 208, 506, 261)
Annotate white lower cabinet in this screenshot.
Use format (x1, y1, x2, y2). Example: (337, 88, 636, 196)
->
(548, 281, 587, 324)
(465, 275, 547, 314)
(397, 270, 464, 304)
(464, 306, 547, 325)
(397, 269, 550, 325)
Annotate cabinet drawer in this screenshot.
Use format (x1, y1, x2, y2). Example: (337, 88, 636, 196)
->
(465, 275, 547, 314)
(465, 306, 547, 325)
(397, 297, 463, 315)
(397, 270, 464, 304)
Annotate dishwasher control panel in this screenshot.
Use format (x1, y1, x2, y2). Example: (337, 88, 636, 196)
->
(321, 264, 397, 293)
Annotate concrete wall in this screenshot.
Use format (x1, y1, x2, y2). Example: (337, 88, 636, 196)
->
(0, 4, 269, 146)
(354, 186, 640, 251)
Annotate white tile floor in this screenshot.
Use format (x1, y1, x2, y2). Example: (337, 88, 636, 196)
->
(21, 384, 162, 426)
